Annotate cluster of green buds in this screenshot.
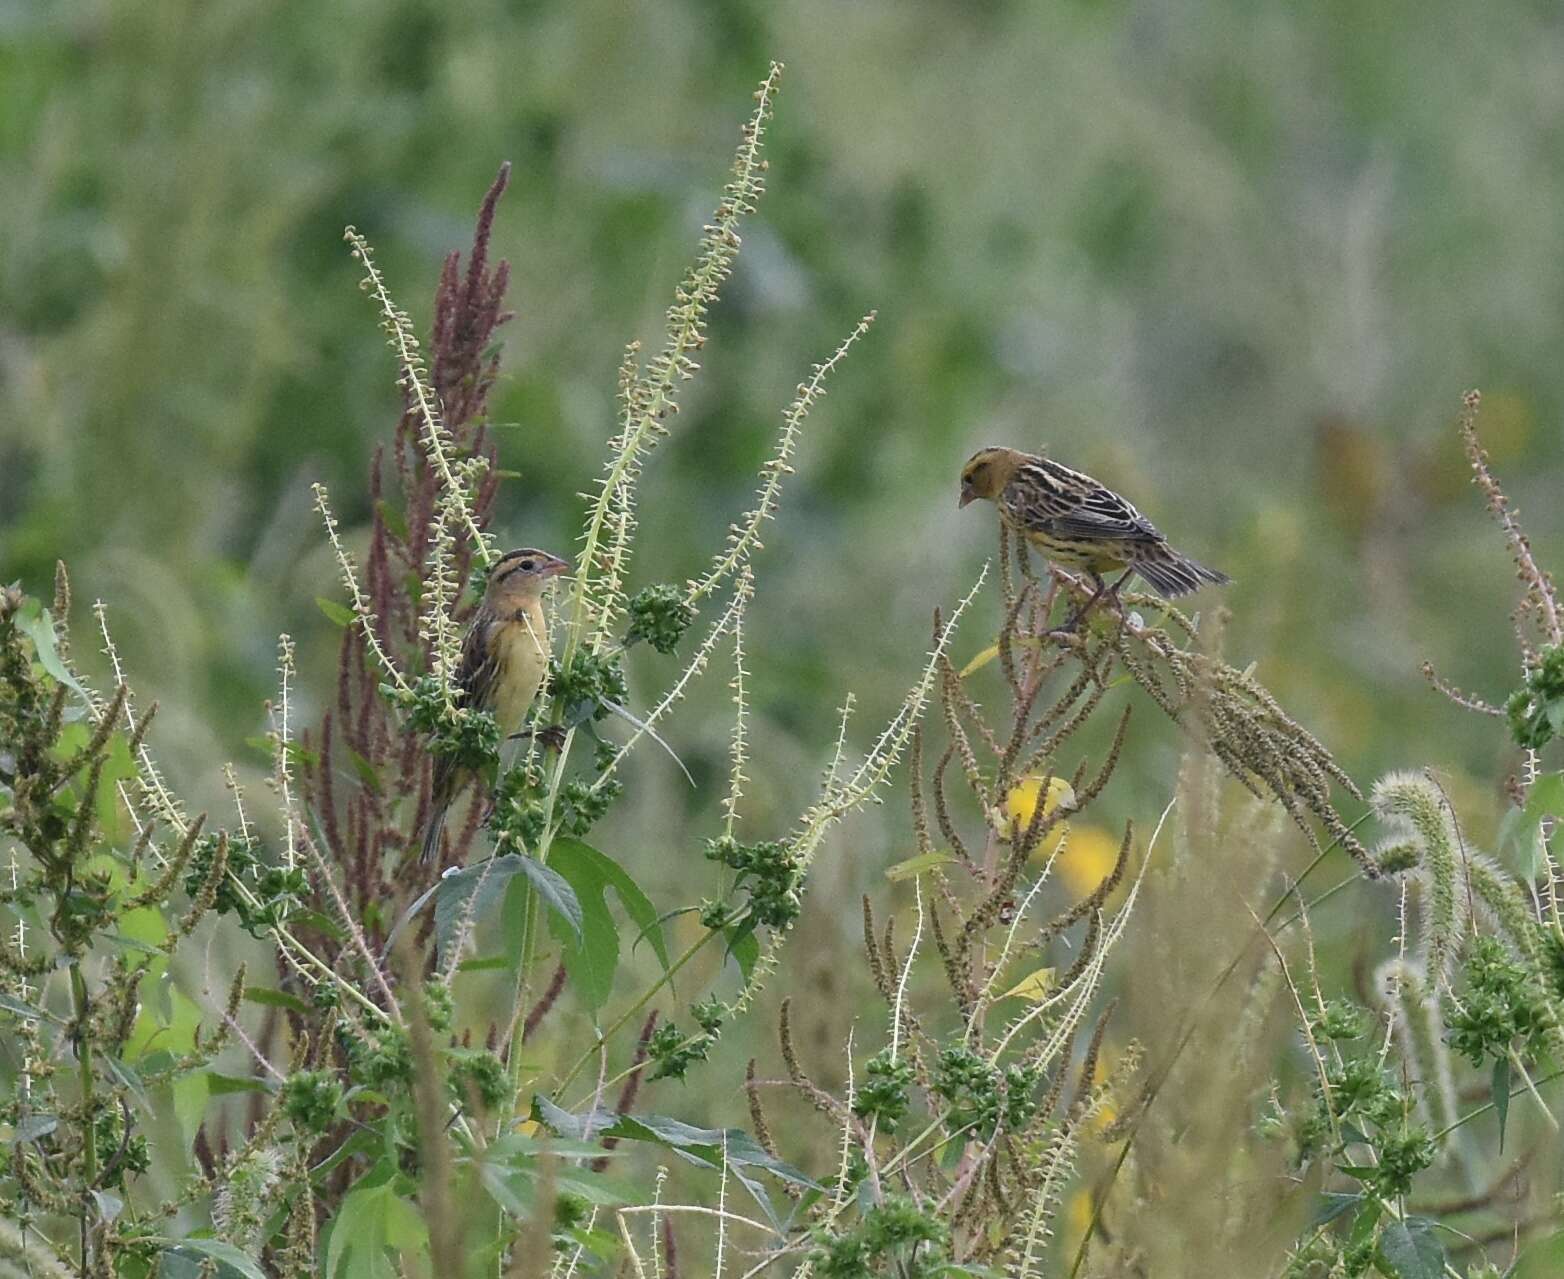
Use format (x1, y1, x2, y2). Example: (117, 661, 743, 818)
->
(1447, 936, 1550, 1066)
(647, 997, 725, 1081)
(624, 584, 695, 655)
(384, 674, 500, 773)
(186, 833, 308, 938)
(851, 1048, 915, 1133)
(490, 741, 623, 849)
(705, 835, 804, 931)
(1506, 644, 1564, 749)
(548, 651, 628, 727)
(931, 1045, 1041, 1140)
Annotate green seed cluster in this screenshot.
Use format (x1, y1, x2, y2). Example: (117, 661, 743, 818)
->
(852, 1048, 915, 1134)
(1506, 644, 1564, 748)
(705, 835, 804, 931)
(625, 583, 695, 654)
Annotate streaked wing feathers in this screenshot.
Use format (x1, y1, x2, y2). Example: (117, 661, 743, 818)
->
(1007, 459, 1163, 542)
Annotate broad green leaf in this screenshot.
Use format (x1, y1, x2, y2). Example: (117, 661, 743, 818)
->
(12, 1114, 58, 1142)
(163, 1238, 269, 1279)
(1378, 1217, 1446, 1279)
(316, 596, 356, 628)
(17, 601, 88, 698)
(1497, 804, 1544, 879)
(324, 1167, 428, 1279)
(1526, 772, 1564, 820)
(1307, 1191, 1362, 1229)
(436, 853, 582, 962)
(206, 1072, 275, 1097)
(546, 838, 670, 1009)
(885, 851, 955, 881)
(244, 986, 311, 1015)
(0, 992, 64, 1024)
(725, 922, 760, 983)
(1493, 1055, 1512, 1154)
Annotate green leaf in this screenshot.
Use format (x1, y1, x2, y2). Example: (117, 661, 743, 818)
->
(324, 1166, 429, 1279)
(12, 1114, 58, 1142)
(374, 499, 409, 541)
(163, 1238, 270, 1279)
(316, 596, 356, 628)
(0, 992, 65, 1024)
(345, 747, 383, 793)
(1526, 771, 1564, 821)
(1498, 804, 1545, 878)
(725, 922, 760, 983)
(17, 601, 88, 698)
(1493, 1054, 1512, 1154)
(1378, 1217, 1446, 1279)
(244, 986, 312, 1015)
(885, 850, 955, 881)
(457, 954, 512, 973)
(531, 1097, 820, 1191)
(435, 853, 582, 963)
(546, 838, 670, 1010)
(1307, 1191, 1362, 1229)
(104, 1056, 151, 1112)
(206, 1071, 276, 1097)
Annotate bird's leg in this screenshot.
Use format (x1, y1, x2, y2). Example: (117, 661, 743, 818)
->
(1047, 571, 1109, 635)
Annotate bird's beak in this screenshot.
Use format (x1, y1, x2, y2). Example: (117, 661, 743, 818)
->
(543, 556, 571, 578)
(959, 487, 975, 509)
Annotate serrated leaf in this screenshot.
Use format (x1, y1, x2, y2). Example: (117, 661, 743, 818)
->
(1493, 1054, 1512, 1154)
(436, 854, 581, 963)
(1307, 1191, 1363, 1230)
(885, 850, 955, 881)
(315, 596, 356, 628)
(1378, 1217, 1446, 1279)
(545, 838, 670, 1010)
(324, 1167, 428, 1279)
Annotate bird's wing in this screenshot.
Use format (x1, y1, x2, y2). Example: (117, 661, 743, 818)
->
(454, 613, 502, 713)
(1008, 458, 1163, 542)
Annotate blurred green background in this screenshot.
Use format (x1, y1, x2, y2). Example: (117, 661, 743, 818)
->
(4, 0, 1561, 1185)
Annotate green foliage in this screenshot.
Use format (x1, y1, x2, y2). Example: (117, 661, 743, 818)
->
(1506, 645, 1564, 749)
(705, 834, 804, 931)
(625, 584, 696, 654)
(811, 1195, 950, 1277)
(385, 674, 501, 774)
(282, 1069, 343, 1133)
(930, 1045, 1042, 1141)
(852, 1048, 915, 1133)
(548, 650, 629, 726)
(1447, 936, 1551, 1067)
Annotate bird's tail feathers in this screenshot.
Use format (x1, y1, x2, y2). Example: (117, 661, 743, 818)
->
(1135, 547, 1230, 599)
(419, 800, 449, 865)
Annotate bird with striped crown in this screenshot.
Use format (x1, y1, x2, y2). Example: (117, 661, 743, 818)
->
(959, 445, 1229, 629)
(419, 547, 569, 864)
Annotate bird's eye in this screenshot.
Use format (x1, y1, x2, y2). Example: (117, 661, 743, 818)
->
(520, 559, 536, 571)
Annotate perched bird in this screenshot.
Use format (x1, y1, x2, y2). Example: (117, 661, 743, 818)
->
(419, 547, 569, 864)
(959, 445, 1228, 626)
